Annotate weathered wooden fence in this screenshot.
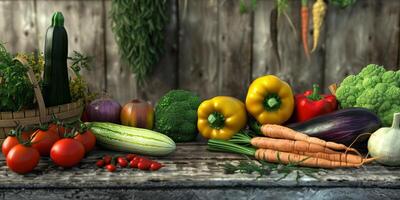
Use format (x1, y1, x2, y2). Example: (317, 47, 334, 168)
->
(0, 0, 399, 104)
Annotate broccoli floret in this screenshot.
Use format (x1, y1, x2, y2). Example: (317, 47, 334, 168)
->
(336, 64, 400, 126)
(154, 90, 201, 142)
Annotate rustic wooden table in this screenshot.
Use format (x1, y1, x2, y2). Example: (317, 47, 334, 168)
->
(0, 143, 399, 200)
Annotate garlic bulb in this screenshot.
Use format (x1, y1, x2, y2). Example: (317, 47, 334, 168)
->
(368, 113, 400, 166)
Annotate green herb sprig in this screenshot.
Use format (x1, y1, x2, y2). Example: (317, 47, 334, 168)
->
(223, 156, 321, 181)
(110, 0, 168, 83)
(68, 51, 96, 103)
(0, 43, 35, 111)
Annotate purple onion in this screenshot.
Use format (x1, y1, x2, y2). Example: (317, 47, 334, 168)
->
(87, 98, 122, 123)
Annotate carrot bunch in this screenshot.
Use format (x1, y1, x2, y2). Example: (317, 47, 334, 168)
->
(208, 125, 374, 169)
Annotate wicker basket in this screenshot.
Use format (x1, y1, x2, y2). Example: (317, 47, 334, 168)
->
(0, 55, 84, 143)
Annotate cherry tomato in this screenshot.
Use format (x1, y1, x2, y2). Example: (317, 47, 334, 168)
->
(150, 162, 163, 171)
(129, 159, 139, 168)
(96, 160, 105, 168)
(126, 154, 136, 161)
(74, 130, 96, 153)
(50, 138, 85, 168)
(31, 129, 60, 156)
(106, 164, 116, 172)
(103, 155, 112, 165)
(6, 144, 40, 174)
(138, 162, 151, 170)
(117, 157, 128, 168)
(2, 132, 31, 157)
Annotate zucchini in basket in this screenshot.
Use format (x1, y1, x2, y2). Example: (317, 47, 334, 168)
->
(42, 12, 71, 106)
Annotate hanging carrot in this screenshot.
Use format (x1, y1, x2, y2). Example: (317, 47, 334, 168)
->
(311, 0, 327, 52)
(301, 0, 310, 59)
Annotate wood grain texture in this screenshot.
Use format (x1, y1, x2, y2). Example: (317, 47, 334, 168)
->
(324, 0, 400, 87)
(0, 0, 37, 53)
(137, 0, 178, 105)
(252, 1, 324, 93)
(36, 0, 106, 93)
(0, 0, 399, 103)
(0, 144, 399, 190)
(178, 0, 219, 99)
(104, 0, 137, 104)
(218, 0, 252, 100)
(2, 188, 400, 200)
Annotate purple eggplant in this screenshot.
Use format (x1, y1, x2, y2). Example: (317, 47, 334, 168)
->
(287, 108, 381, 145)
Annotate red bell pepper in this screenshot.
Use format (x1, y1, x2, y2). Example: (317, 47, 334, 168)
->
(295, 84, 337, 122)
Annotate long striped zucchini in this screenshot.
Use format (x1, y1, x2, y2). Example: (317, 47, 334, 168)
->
(88, 122, 176, 156)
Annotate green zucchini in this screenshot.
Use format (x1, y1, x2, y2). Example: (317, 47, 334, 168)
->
(88, 122, 176, 156)
(42, 12, 71, 107)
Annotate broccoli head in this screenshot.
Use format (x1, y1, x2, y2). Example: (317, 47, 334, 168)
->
(154, 90, 201, 142)
(336, 64, 400, 126)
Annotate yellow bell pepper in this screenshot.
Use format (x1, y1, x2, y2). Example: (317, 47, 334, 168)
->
(197, 96, 247, 140)
(245, 75, 294, 125)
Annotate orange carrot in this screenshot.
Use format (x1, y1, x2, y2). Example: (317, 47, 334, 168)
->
(250, 137, 339, 154)
(301, 0, 310, 59)
(255, 149, 362, 168)
(260, 124, 360, 154)
(296, 151, 376, 164)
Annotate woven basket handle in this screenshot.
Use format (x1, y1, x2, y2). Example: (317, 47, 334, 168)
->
(13, 55, 47, 123)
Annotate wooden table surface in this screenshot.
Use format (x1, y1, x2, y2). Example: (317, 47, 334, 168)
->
(0, 143, 400, 200)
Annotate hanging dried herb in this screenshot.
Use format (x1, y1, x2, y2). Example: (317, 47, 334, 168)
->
(329, 0, 356, 8)
(110, 0, 168, 83)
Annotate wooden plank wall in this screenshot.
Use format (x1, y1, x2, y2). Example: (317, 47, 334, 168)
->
(0, 0, 399, 105)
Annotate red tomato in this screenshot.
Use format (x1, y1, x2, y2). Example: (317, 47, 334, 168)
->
(106, 164, 116, 172)
(31, 129, 60, 156)
(6, 144, 40, 174)
(74, 130, 96, 153)
(2, 132, 31, 157)
(50, 138, 85, 168)
(117, 157, 128, 168)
